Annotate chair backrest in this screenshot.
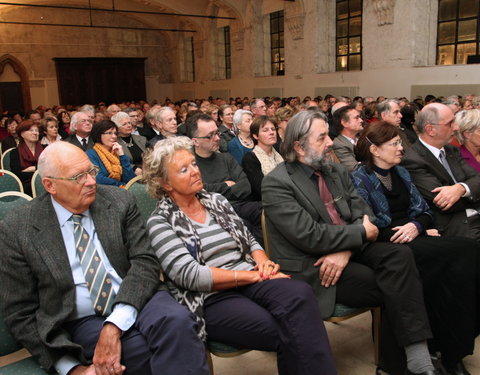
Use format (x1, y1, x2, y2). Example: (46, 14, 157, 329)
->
(125, 176, 157, 224)
(31, 170, 46, 198)
(261, 210, 271, 257)
(1, 147, 14, 170)
(0, 191, 32, 220)
(0, 169, 24, 193)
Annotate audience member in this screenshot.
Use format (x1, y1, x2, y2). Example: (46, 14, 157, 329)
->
(332, 105, 363, 171)
(242, 116, 283, 201)
(400, 104, 419, 144)
(250, 98, 267, 118)
(228, 109, 254, 164)
(352, 121, 479, 375)
(40, 116, 62, 145)
(0, 141, 209, 375)
(111, 112, 146, 175)
(455, 109, 480, 173)
(1, 118, 20, 150)
(146, 107, 177, 148)
(65, 112, 94, 150)
(143, 136, 337, 375)
(218, 104, 236, 152)
(85, 120, 135, 187)
(402, 103, 480, 240)
(262, 110, 438, 375)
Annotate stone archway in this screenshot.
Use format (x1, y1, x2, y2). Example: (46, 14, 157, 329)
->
(0, 54, 32, 112)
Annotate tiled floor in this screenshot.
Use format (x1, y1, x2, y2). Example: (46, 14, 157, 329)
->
(211, 313, 480, 375)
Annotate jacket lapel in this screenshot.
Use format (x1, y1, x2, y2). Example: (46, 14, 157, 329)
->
(287, 162, 333, 224)
(31, 196, 74, 288)
(414, 141, 454, 184)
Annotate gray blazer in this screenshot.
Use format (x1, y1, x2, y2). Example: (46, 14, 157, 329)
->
(332, 135, 359, 172)
(262, 161, 372, 318)
(401, 141, 480, 238)
(0, 186, 161, 371)
(118, 134, 147, 167)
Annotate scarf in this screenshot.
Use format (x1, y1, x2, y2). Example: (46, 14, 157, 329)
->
(351, 165, 432, 229)
(93, 143, 122, 181)
(17, 142, 43, 170)
(252, 145, 284, 176)
(156, 190, 255, 340)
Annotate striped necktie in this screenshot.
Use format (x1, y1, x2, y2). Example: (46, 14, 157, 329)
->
(72, 214, 115, 316)
(439, 150, 457, 183)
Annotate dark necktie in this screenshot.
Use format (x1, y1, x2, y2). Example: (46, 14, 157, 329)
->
(81, 138, 88, 151)
(314, 171, 344, 225)
(72, 214, 115, 316)
(439, 150, 457, 183)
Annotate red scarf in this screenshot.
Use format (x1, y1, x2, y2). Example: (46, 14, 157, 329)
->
(17, 142, 43, 170)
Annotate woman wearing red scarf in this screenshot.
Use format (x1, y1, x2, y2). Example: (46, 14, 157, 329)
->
(11, 120, 44, 196)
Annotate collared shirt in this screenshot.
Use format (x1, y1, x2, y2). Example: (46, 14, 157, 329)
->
(51, 197, 137, 375)
(75, 135, 89, 145)
(418, 137, 471, 197)
(340, 134, 356, 145)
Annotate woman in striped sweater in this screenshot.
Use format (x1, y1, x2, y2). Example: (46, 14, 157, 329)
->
(143, 136, 336, 375)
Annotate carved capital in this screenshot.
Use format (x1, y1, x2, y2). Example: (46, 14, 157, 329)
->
(232, 30, 244, 51)
(285, 14, 305, 40)
(373, 0, 396, 26)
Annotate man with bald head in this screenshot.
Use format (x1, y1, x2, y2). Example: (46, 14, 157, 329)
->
(402, 103, 480, 241)
(0, 142, 209, 375)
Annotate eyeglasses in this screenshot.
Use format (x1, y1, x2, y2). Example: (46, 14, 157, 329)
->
(103, 131, 117, 136)
(195, 131, 220, 140)
(431, 119, 454, 128)
(46, 166, 99, 184)
(385, 139, 402, 147)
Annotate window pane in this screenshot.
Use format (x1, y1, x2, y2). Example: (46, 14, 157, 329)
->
(349, 0, 362, 17)
(271, 33, 279, 48)
(437, 44, 455, 64)
(337, 56, 348, 71)
(337, 38, 348, 55)
(439, 0, 457, 21)
(337, 19, 348, 37)
(349, 17, 362, 35)
(438, 21, 457, 44)
(349, 37, 361, 53)
(337, 1, 348, 19)
(456, 42, 476, 64)
(459, 0, 479, 18)
(458, 19, 477, 41)
(349, 54, 361, 70)
(270, 17, 278, 33)
(279, 17, 284, 32)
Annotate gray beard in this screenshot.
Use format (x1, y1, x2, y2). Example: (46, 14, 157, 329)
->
(304, 147, 328, 170)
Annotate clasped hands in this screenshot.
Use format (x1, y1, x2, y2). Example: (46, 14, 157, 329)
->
(254, 259, 290, 281)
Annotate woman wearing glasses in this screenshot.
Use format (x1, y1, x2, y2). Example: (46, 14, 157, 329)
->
(351, 121, 479, 375)
(242, 116, 283, 201)
(10, 120, 45, 195)
(85, 120, 135, 188)
(228, 109, 254, 164)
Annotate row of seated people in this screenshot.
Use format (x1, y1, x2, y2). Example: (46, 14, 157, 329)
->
(1, 101, 479, 375)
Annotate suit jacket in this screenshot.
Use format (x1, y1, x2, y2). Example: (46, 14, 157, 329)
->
(401, 141, 480, 238)
(0, 186, 161, 371)
(332, 135, 359, 172)
(117, 133, 147, 167)
(64, 134, 94, 150)
(262, 161, 373, 317)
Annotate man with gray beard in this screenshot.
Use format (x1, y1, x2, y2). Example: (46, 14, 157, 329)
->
(262, 110, 439, 375)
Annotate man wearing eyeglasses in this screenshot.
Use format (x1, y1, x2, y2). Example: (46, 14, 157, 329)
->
(187, 112, 264, 245)
(402, 103, 480, 242)
(0, 141, 209, 375)
(65, 111, 94, 151)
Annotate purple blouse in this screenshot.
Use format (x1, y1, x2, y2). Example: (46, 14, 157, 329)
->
(460, 145, 480, 173)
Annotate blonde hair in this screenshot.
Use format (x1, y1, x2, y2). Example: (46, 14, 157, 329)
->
(455, 109, 480, 145)
(142, 136, 194, 199)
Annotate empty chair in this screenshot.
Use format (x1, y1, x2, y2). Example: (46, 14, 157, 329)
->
(0, 169, 24, 193)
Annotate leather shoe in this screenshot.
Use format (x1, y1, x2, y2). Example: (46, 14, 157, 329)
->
(443, 360, 471, 375)
(404, 369, 440, 375)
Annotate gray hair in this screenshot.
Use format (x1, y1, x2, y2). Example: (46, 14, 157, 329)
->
(281, 111, 328, 163)
(153, 107, 175, 123)
(376, 99, 400, 119)
(250, 98, 264, 111)
(416, 105, 441, 133)
(69, 111, 85, 132)
(142, 136, 194, 199)
(111, 112, 130, 127)
(106, 104, 120, 113)
(38, 141, 82, 178)
(456, 109, 480, 145)
(233, 109, 253, 127)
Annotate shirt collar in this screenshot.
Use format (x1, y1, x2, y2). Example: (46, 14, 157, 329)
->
(51, 196, 91, 226)
(418, 137, 444, 159)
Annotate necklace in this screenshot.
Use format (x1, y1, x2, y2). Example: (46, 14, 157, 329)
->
(239, 135, 253, 148)
(121, 136, 133, 147)
(374, 171, 392, 191)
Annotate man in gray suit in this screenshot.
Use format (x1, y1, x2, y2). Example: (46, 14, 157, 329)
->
(262, 111, 438, 375)
(401, 103, 480, 240)
(332, 105, 363, 171)
(0, 142, 209, 375)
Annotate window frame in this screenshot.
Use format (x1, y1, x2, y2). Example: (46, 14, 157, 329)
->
(335, 0, 363, 72)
